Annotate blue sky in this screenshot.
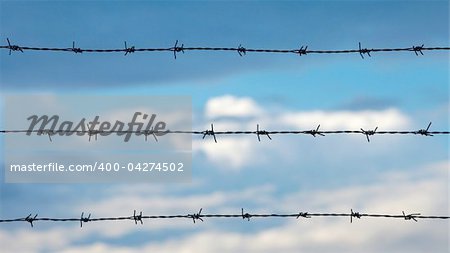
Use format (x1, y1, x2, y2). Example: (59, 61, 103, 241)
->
(0, 1, 449, 252)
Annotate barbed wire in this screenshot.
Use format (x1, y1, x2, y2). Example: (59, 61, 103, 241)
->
(1, 122, 448, 143)
(1, 38, 449, 59)
(0, 209, 448, 228)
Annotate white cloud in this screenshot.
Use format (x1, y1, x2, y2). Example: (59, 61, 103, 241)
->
(193, 137, 260, 169)
(279, 161, 448, 213)
(205, 95, 263, 118)
(90, 160, 448, 253)
(2, 161, 446, 253)
(195, 95, 412, 170)
(0, 227, 84, 253)
(278, 108, 410, 130)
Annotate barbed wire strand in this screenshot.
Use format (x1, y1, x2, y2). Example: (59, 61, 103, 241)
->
(0, 209, 448, 228)
(1, 39, 449, 59)
(1, 122, 448, 143)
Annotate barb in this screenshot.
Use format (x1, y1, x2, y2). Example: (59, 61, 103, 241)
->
(412, 44, 424, 56)
(80, 212, 91, 228)
(24, 214, 38, 228)
(241, 208, 251, 221)
(6, 38, 23, 55)
(87, 124, 99, 142)
(1, 209, 448, 228)
(71, 41, 83, 54)
(133, 210, 143, 225)
(360, 127, 378, 142)
(1, 123, 449, 142)
(416, 122, 433, 136)
(124, 41, 135, 56)
(2, 39, 449, 58)
(296, 212, 311, 219)
(143, 128, 158, 142)
(189, 208, 204, 223)
(402, 211, 420, 222)
(296, 45, 308, 56)
(202, 123, 217, 143)
(237, 44, 246, 56)
(306, 124, 325, 137)
(37, 129, 54, 142)
(171, 40, 184, 59)
(358, 42, 371, 59)
(256, 124, 272, 142)
(350, 209, 361, 223)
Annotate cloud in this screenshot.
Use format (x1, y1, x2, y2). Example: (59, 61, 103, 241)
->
(1, 161, 446, 253)
(0, 227, 84, 253)
(279, 161, 448, 213)
(205, 95, 263, 119)
(193, 137, 259, 169)
(277, 108, 410, 130)
(195, 95, 412, 170)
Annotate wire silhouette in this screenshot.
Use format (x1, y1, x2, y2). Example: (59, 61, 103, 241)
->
(1, 38, 449, 59)
(1, 209, 448, 228)
(1, 122, 448, 143)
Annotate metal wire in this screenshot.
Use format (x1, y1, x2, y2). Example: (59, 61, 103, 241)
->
(0, 209, 447, 228)
(1, 38, 448, 59)
(1, 122, 447, 143)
